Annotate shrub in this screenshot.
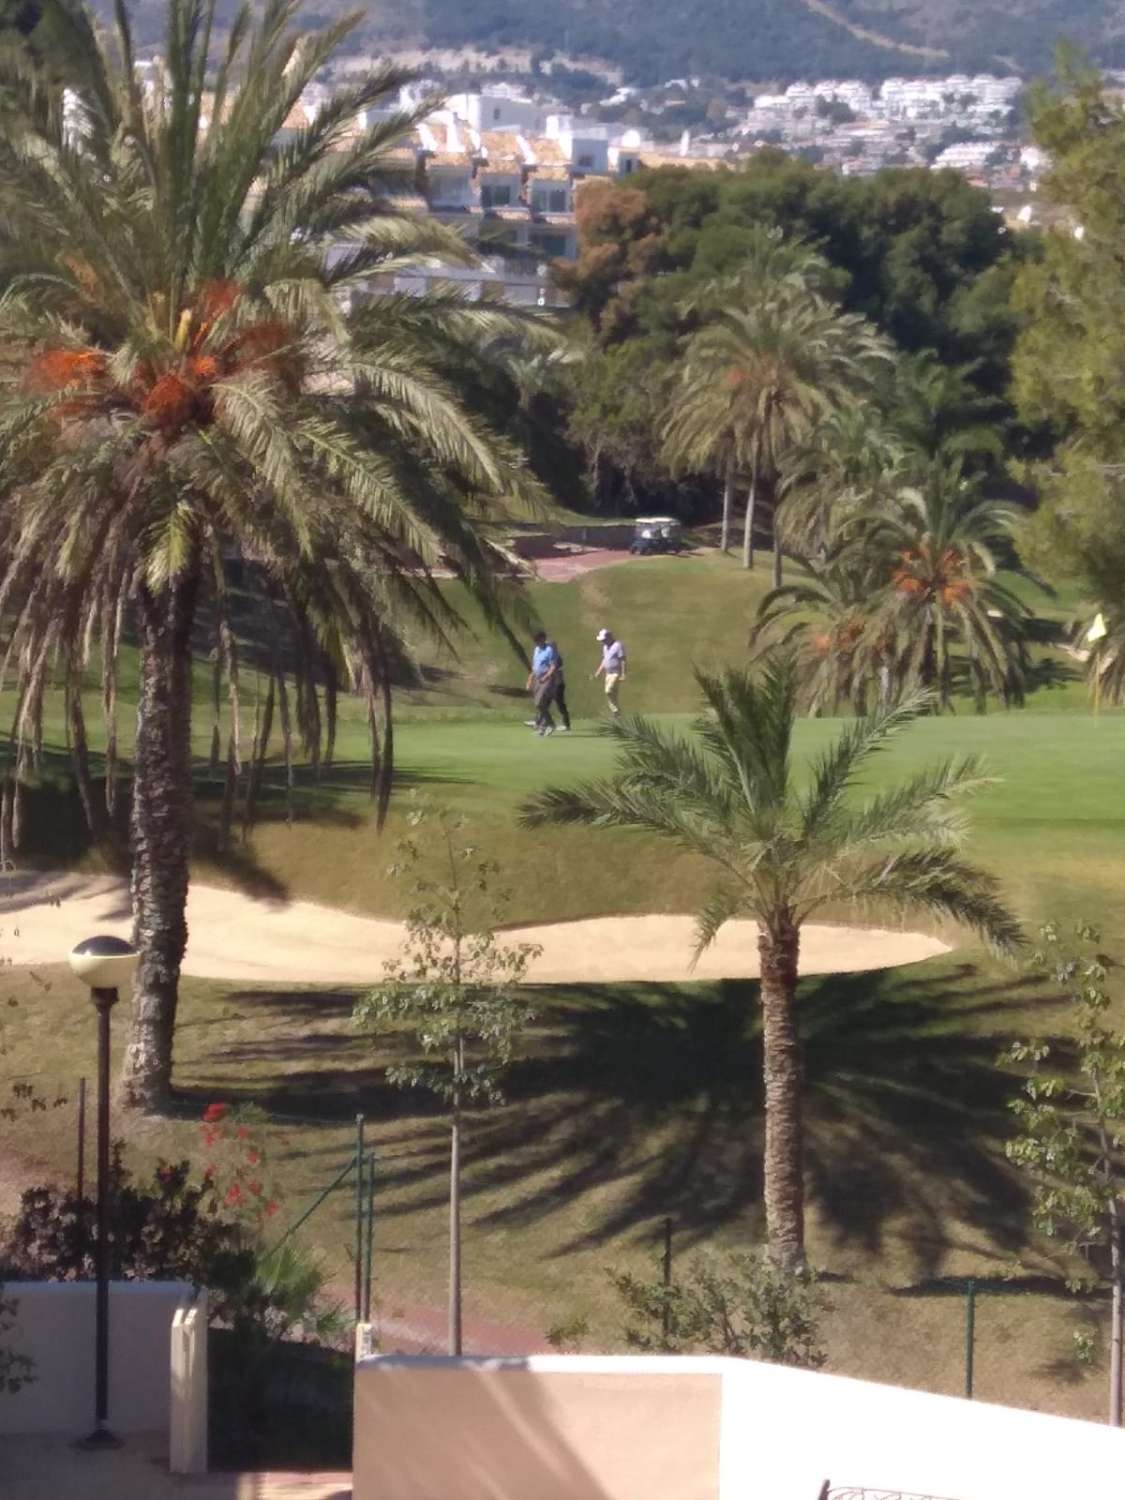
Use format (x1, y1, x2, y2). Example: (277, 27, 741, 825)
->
(609, 1247, 827, 1367)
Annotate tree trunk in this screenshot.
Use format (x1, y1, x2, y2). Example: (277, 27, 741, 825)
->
(720, 473, 733, 554)
(758, 917, 804, 1267)
(68, 681, 100, 844)
(772, 531, 783, 590)
(742, 477, 756, 571)
(120, 571, 198, 1113)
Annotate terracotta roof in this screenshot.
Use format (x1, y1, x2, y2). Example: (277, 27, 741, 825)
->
(479, 131, 525, 169)
(638, 152, 727, 172)
(528, 138, 567, 167)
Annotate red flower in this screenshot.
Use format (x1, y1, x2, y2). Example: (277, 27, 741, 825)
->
(202, 1103, 229, 1123)
(264, 1201, 279, 1218)
(246, 1149, 261, 1166)
(248, 1180, 263, 1198)
(225, 1183, 244, 1207)
(236, 1125, 249, 1140)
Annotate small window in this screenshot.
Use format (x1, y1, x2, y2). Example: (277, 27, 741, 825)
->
(532, 232, 569, 258)
(577, 153, 594, 168)
(621, 157, 635, 174)
(481, 183, 512, 209)
(532, 187, 570, 214)
(492, 106, 501, 121)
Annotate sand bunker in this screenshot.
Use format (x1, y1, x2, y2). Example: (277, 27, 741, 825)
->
(0, 872, 949, 985)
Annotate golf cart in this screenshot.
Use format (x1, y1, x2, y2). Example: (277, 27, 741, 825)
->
(629, 516, 684, 556)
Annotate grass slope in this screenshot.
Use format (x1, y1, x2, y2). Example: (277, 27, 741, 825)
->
(1, 550, 1120, 1418)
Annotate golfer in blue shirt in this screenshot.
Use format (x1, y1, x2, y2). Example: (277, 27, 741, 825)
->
(527, 631, 570, 736)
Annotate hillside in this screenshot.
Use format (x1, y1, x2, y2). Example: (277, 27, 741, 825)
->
(151, 0, 1125, 86)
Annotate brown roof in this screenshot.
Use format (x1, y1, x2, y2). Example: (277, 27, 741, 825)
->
(529, 165, 570, 181)
(479, 131, 525, 169)
(528, 137, 567, 167)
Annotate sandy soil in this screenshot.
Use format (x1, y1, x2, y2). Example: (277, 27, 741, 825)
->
(0, 872, 949, 985)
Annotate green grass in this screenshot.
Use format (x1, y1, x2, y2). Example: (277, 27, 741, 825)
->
(2, 548, 1122, 1421)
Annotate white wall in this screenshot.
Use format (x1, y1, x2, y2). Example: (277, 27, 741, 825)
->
(354, 1353, 1125, 1500)
(0, 1281, 193, 1436)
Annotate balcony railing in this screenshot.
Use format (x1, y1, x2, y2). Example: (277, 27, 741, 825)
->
(821, 1486, 964, 1500)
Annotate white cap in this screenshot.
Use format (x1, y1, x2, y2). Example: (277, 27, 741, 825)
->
(596, 628, 610, 642)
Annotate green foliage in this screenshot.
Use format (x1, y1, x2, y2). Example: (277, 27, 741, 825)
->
(609, 1247, 826, 1366)
(663, 247, 892, 562)
(563, 157, 1018, 518)
(354, 799, 540, 1107)
(760, 461, 1036, 713)
(1, 1147, 242, 1282)
(1012, 56, 1125, 638)
(522, 657, 1021, 956)
(1004, 921, 1125, 1276)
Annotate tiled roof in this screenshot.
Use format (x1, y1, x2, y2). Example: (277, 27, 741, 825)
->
(479, 131, 525, 169)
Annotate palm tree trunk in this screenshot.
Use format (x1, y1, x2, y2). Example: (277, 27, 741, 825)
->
(742, 477, 757, 571)
(758, 916, 804, 1267)
(68, 679, 100, 844)
(121, 571, 199, 1113)
(720, 473, 733, 554)
(772, 533, 783, 590)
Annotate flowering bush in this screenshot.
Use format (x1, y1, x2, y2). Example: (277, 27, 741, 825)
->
(198, 1102, 281, 1228)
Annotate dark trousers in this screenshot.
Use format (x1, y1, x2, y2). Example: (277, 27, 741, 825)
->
(534, 679, 556, 731)
(552, 680, 571, 730)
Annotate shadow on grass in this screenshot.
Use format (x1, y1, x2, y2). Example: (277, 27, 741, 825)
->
(176, 959, 1062, 1272)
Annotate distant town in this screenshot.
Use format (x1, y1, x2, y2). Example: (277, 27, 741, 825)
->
(134, 52, 1091, 304)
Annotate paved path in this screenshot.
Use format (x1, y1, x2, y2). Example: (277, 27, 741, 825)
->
(0, 872, 949, 985)
(0, 1434, 349, 1498)
(533, 547, 639, 581)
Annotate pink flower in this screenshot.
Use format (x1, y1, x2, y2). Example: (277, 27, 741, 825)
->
(202, 1102, 228, 1124)
(225, 1183, 243, 1207)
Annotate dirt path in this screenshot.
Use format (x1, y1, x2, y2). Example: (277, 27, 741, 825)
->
(0, 873, 948, 985)
(533, 547, 639, 582)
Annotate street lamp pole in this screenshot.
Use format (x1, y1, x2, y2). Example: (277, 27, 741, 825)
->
(68, 935, 139, 1452)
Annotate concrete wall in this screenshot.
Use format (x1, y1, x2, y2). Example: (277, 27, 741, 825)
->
(354, 1355, 724, 1500)
(0, 1281, 192, 1436)
(169, 1298, 208, 1474)
(354, 1353, 1125, 1500)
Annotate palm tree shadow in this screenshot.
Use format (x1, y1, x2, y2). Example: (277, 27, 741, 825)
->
(184, 959, 1059, 1277)
(460, 961, 1056, 1272)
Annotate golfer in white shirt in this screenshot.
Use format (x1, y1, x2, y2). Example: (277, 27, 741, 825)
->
(594, 628, 626, 716)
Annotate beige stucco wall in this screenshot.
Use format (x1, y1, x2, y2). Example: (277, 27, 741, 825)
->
(355, 1353, 1125, 1500)
(353, 1357, 724, 1500)
(0, 1280, 191, 1436)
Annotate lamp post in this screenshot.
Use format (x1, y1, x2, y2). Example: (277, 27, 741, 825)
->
(68, 934, 139, 1451)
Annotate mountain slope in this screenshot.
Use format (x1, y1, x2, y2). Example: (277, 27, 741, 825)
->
(397, 0, 1125, 83)
(100, 0, 1125, 87)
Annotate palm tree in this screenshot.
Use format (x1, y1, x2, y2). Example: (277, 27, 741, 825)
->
(520, 657, 1020, 1267)
(664, 282, 890, 580)
(886, 351, 1006, 467)
(0, 0, 549, 1111)
(873, 464, 1033, 710)
(775, 402, 903, 558)
(754, 547, 894, 715)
